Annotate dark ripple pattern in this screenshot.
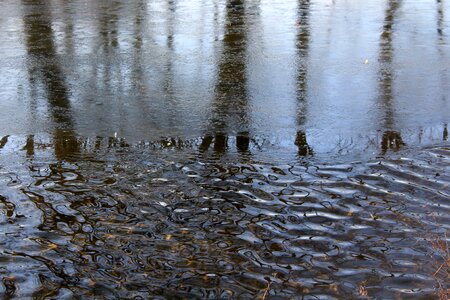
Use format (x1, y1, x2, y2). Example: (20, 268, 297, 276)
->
(0, 140, 449, 299)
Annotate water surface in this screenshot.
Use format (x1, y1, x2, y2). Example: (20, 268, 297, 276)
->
(0, 0, 449, 298)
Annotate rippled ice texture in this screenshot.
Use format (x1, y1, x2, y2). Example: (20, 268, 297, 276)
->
(0, 135, 448, 298)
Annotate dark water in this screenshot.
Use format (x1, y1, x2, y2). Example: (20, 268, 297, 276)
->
(0, 0, 449, 298)
(0, 136, 449, 298)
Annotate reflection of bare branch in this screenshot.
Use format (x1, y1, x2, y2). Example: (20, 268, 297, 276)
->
(62, 0, 75, 55)
(437, 0, 444, 38)
(378, 0, 404, 154)
(200, 0, 250, 157)
(214, 133, 228, 154)
(295, 131, 312, 156)
(22, 135, 35, 156)
(236, 131, 250, 152)
(199, 135, 213, 153)
(295, 0, 313, 157)
(443, 124, 448, 141)
(98, 1, 120, 50)
(379, 0, 400, 125)
(22, 0, 79, 160)
(133, 1, 145, 49)
(381, 130, 405, 154)
(162, 0, 179, 128)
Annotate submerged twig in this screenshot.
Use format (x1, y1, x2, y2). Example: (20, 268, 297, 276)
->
(262, 280, 272, 300)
